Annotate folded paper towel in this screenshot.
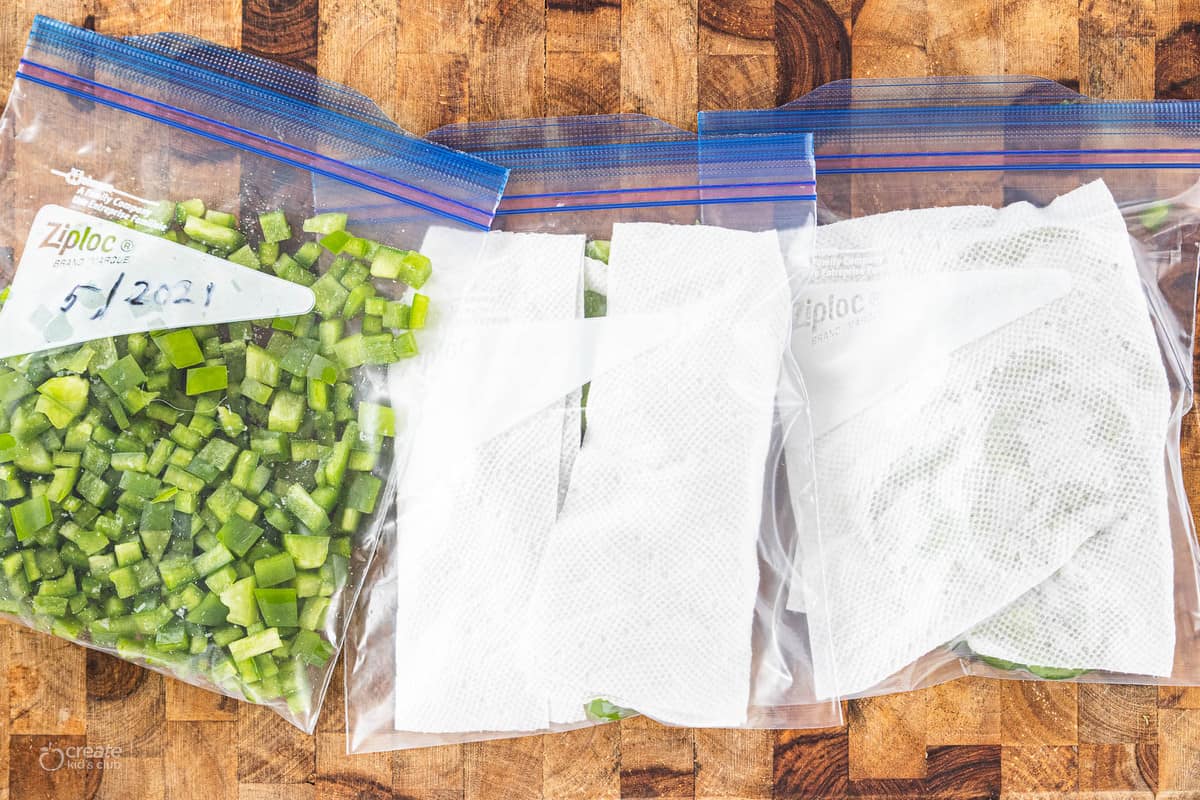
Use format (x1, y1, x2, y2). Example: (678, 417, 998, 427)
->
(525, 222, 794, 727)
(792, 180, 1173, 697)
(390, 229, 585, 733)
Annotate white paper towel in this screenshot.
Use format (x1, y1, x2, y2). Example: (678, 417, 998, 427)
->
(525, 222, 794, 726)
(390, 229, 585, 733)
(795, 181, 1173, 697)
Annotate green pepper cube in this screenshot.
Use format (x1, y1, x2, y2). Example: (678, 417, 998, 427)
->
(204, 209, 238, 228)
(292, 241, 322, 268)
(183, 214, 245, 253)
(357, 402, 396, 438)
(346, 473, 383, 514)
(298, 596, 330, 631)
(108, 565, 140, 599)
(291, 629, 334, 666)
(219, 576, 259, 627)
(319, 229, 352, 254)
(185, 365, 228, 396)
(382, 302, 410, 330)
(282, 484, 330, 534)
(226, 244, 260, 270)
(12, 496, 53, 542)
(268, 391, 305, 434)
(370, 247, 432, 289)
(227, 626, 282, 663)
(409, 294, 429, 329)
(37, 376, 88, 419)
(216, 517, 264, 558)
(254, 588, 298, 627)
(253, 552, 296, 588)
(311, 273, 350, 319)
(192, 542, 235, 577)
(302, 212, 348, 235)
(363, 297, 387, 317)
(152, 329, 205, 369)
(185, 591, 230, 626)
(258, 210, 292, 243)
(282, 534, 330, 570)
(245, 345, 281, 387)
(158, 558, 198, 591)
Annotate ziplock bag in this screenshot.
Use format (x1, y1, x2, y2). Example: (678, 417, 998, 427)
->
(700, 76, 1200, 698)
(0, 16, 506, 731)
(343, 114, 838, 752)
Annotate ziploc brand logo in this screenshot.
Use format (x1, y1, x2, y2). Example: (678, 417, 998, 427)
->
(0, 205, 315, 359)
(795, 290, 871, 334)
(38, 220, 134, 257)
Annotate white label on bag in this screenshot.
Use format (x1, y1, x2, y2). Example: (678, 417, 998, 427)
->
(0, 205, 314, 358)
(793, 268, 1073, 439)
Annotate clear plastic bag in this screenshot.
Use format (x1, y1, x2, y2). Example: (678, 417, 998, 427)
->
(0, 16, 506, 731)
(700, 76, 1200, 698)
(343, 114, 840, 752)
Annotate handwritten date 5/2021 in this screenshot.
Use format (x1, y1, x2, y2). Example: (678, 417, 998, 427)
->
(61, 271, 215, 320)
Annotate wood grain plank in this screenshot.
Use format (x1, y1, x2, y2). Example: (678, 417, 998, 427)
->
(315, 732, 392, 800)
(1001, 745, 1078, 794)
(165, 721, 236, 800)
(542, 724, 621, 800)
(699, 53, 778, 111)
(694, 728, 772, 800)
(86, 651, 164, 756)
(471, 0, 546, 121)
(318, 0, 397, 118)
(1159, 709, 1200, 793)
(397, 0, 477, 53)
(1156, 0, 1200, 98)
(242, 0, 312, 70)
(463, 736, 544, 800)
(0, 1, 91, 103)
(927, 0, 1003, 74)
(772, 727, 847, 799)
(773, 0, 850, 105)
(847, 692, 927, 780)
(92, 756, 164, 800)
(621, 0, 698, 128)
(847, 744, 1002, 798)
(7, 628, 86, 736)
(164, 679, 238, 722)
(1078, 684, 1156, 744)
(1080, 0, 1156, 99)
(700, 0, 772, 56)
(315, 659, 345, 735)
(1078, 743, 1156, 796)
(239, 783, 317, 800)
(547, 51, 622, 116)
(619, 715, 694, 800)
(926, 679, 1002, 747)
(236, 703, 315, 785)
(393, 53, 470, 134)
(85, 651, 164, 799)
(1002, 0, 1080, 84)
(92, 0, 241, 45)
(1160, 685, 1200, 710)
(548, 0, 620, 52)
(1000, 681, 1078, 747)
(8, 734, 88, 800)
(393, 743, 464, 800)
(848, 0, 928, 79)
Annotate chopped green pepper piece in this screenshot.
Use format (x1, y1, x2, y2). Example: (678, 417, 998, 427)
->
(258, 210, 292, 243)
(185, 365, 229, 396)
